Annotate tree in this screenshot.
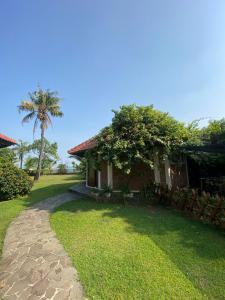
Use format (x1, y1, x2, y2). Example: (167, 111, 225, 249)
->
(201, 119, 225, 145)
(18, 88, 63, 180)
(13, 140, 30, 169)
(24, 156, 38, 170)
(71, 161, 77, 172)
(25, 139, 59, 173)
(69, 155, 79, 173)
(57, 163, 67, 174)
(93, 105, 190, 174)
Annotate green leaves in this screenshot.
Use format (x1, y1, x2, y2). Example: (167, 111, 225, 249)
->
(0, 158, 32, 200)
(201, 118, 225, 145)
(18, 88, 63, 133)
(24, 138, 59, 171)
(93, 105, 190, 173)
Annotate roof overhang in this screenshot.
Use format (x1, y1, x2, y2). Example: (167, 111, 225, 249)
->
(0, 134, 17, 148)
(68, 137, 96, 158)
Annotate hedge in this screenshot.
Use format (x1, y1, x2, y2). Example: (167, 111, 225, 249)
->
(146, 185, 225, 229)
(0, 158, 33, 200)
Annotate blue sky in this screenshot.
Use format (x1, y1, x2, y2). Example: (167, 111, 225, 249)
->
(1, 0, 225, 163)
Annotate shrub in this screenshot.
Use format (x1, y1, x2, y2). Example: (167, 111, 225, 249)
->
(154, 186, 225, 229)
(0, 158, 33, 200)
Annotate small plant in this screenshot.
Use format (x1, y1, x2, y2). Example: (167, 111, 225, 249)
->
(90, 189, 101, 202)
(102, 185, 113, 199)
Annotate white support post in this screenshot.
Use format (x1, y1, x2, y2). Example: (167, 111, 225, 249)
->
(98, 170, 101, 189)
(107, 162, 113, 188)
(153, 152, 161, 184)
(165, 157, 172, 189)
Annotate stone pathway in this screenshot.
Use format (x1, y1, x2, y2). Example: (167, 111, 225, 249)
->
(69, 183, 92, 198)
(0, 193, 84, 300)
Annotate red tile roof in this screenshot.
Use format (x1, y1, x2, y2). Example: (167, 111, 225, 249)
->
(68, 137, 96, 155)
(0, 133, 17, 148)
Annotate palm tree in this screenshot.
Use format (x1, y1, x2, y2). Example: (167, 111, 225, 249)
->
(18, 88, 63, 180)
(13, 140, 30, 169)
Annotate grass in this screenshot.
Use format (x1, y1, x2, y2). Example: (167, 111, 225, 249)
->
(0, 174, 79, 256)
(50, 199, 225, 300)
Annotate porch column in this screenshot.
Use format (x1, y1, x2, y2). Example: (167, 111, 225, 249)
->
(98, 170, 101, 189)
(107, 162, 113, 188)
(165, 157, 172, 189)
(153, 152, 161, 184)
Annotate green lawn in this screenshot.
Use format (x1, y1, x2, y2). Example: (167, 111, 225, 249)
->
(50, 199, 225, 300)
(0, 174, 79, 256)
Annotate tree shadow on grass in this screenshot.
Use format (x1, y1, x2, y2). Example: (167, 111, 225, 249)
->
(53, 199, 225, 296)
(54, 197, 225, 273)
(103, 204, 225, 258)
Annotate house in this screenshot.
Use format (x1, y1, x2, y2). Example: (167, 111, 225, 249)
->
(68, 137, 189, 191)
(0, 133, 17, 148)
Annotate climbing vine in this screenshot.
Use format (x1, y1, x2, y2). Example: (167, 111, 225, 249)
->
(89, 105, 191, 173)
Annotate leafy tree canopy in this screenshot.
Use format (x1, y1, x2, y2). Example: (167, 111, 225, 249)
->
(93, 105, 192, 173)
(57, 163, 67, 174)
(18, 87, 63, 180)
(187, 119, 225, 169)
(13, 140, 30, 169)
(25, 138, 59, 171)
(201, 119, 225, 145)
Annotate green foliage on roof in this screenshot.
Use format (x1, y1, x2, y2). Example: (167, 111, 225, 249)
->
(92, 105, 193, 173)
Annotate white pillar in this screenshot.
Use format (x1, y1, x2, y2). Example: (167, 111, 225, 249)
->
(98, 170, 101, 189)
(107, 162, 113, 188)
(153, 153, 161, 184)
(165, 157, 172, 189)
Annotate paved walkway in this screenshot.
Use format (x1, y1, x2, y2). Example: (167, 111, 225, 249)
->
(0, 193, 84, 300)
(69, 183, 92, 198)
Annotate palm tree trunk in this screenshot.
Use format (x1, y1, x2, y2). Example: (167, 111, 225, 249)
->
(35, 125, 45, 181)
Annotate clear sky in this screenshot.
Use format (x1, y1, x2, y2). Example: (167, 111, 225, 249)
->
(1, 0, 225, 163)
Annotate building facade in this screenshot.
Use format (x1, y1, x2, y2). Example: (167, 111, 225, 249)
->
(68, 138, 189, 191)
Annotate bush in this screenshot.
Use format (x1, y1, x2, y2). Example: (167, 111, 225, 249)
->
(153, 186, 225, 229)
(0, 158, 33, 200)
